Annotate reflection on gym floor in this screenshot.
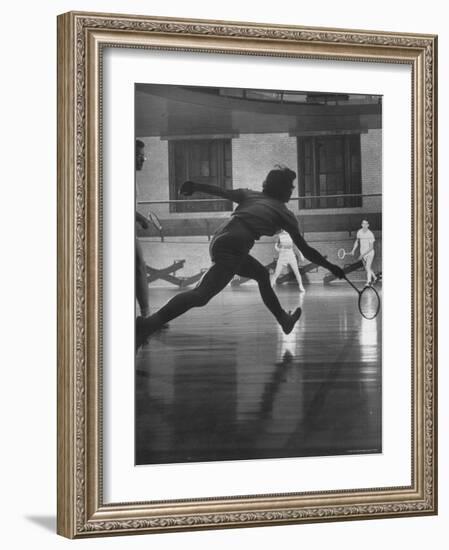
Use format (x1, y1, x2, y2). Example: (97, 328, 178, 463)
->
(135, 284, 382, 465)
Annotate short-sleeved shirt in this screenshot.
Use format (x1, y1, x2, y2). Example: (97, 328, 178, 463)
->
(230, 189, 298, 239)
(278, 231, 294, 250)
(357, 228, 375, 254)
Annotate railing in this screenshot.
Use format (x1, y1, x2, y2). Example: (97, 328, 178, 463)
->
(137, 192, 382, 205)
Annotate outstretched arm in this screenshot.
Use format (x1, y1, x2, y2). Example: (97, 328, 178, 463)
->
(180, 180, 244, 203)
(289, 229, 344, 278)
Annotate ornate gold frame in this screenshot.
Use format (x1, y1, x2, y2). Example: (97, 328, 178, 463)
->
(57, 11, 438, 538)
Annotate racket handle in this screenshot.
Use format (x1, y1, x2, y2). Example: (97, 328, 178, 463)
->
(344, 276, 360, 294)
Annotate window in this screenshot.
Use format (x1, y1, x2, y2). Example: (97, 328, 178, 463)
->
(297, 135, 362, 209)
(168, 139, 233, 213)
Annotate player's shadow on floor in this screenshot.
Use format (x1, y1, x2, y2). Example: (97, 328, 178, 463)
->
(25, 515, 56, 533)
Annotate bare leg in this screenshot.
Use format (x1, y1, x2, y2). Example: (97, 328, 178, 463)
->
(364, 253, 376, 284)
(237, 255, 301, 334)
(271, 259, 284, 287)
(135, 238, 149, 317)
(140, 262, 235, 337)
(289, 259, 305, 292)
(137, 255, 301, 349)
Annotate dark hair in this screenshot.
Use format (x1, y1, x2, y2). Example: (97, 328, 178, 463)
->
(136, 139, 145, 149)
(262, 166, 297, 202)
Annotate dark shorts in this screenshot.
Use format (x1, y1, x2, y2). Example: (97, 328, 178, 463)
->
(209, 218, 255, 270)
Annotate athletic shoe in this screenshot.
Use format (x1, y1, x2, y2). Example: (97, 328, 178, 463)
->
(280, 307, 302, 335)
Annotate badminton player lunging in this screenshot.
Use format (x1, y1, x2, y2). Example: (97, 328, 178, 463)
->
(136, 166, 345, 350)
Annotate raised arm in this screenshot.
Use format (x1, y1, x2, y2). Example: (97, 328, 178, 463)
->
(180, 180, 244, 203)
(289, 229, 344, 278)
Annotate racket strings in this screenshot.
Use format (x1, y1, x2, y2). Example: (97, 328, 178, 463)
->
(358, 286, 380, 319)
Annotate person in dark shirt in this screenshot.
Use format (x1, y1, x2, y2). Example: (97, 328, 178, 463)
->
(136, 166, 344, 349)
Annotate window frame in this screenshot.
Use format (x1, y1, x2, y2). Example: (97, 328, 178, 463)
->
(168, 137, 233, 214)
(297, 133, 362, 209)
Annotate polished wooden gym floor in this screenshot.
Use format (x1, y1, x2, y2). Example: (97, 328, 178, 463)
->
(135, 283, 382, 465)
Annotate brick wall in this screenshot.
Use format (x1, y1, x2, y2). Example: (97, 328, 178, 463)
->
(136, 133, 300, 219)
(232, 133, 299, 211)
(136, 131, 382, 219)
(361, 128, 382, 211)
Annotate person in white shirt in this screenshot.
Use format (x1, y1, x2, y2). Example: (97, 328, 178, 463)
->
(350, 219, 377, 286)
(271, 230, 306, 292)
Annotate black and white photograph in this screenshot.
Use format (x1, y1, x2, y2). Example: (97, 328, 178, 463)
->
(1, 0, 444, 544)
(51, 5, 437, 541)
(134, 83, 382, 465)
